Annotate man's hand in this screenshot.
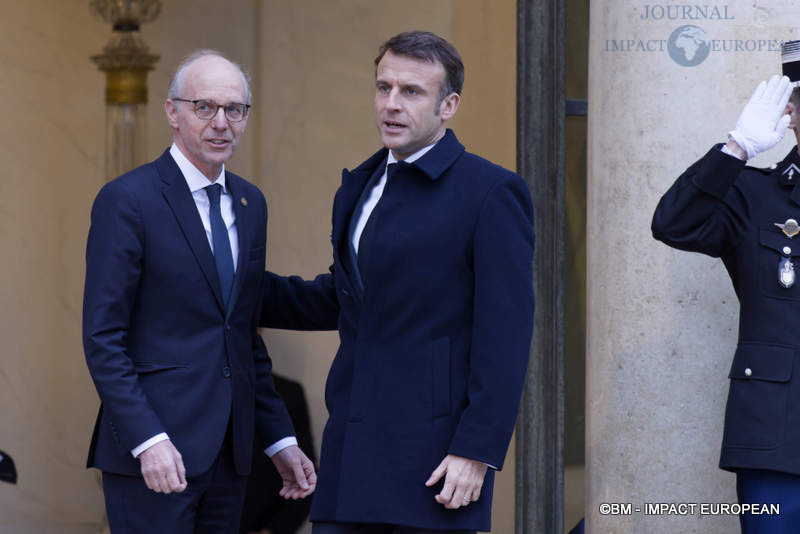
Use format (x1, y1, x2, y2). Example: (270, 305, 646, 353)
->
(270, 444, 316, 500)
(425, 454, 488, 509)
(138, 439, 187, 494)
(728, 74, 793, 160)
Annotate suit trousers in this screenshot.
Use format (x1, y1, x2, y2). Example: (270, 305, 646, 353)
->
(102, 427, 247, 533)
(312, 522, 475, 534)
(737, 469, 800, 533)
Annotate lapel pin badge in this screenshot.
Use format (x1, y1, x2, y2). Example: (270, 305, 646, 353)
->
(241, 197, 247, 207)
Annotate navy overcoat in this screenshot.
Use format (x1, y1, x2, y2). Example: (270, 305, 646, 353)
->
(262, 130, 535, 531)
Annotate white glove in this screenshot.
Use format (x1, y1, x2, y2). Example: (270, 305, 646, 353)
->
(728, 75, 793, 160)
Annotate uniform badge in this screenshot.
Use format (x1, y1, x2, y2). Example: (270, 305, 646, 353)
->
(780, 257, 796, 288)
(775, 218, 800, 238)
(783, 163, 800, 182)
(241, 197, 248, 207)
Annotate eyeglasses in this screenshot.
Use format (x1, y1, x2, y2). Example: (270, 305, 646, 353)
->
(172, 98, 250, 122)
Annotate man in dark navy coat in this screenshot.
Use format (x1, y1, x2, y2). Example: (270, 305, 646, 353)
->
(83, 50, 316, 533)
(653, 42, 800, 531)
(261, 31, 535, 533)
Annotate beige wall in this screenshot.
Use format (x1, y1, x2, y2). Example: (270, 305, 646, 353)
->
(0, 1, 517, 531)
(0, 2, 106, 531)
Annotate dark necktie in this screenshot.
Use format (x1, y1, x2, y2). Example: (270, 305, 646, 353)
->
(357, 162, 397, 276)
(205, 183, 234, 306)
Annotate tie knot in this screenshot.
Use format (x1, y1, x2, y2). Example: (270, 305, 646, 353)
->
(386, 162, 397, 179)
(205, 183, 222, 206)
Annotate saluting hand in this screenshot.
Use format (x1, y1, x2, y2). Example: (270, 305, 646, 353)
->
(728, 74, 794, 160)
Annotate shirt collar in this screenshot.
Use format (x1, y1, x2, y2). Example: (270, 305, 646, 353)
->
(169, 143, 227, 193)
(386, 141, 437, 166)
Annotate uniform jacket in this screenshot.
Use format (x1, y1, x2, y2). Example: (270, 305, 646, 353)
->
(83, 149, 294, 478)
(261, 130, 535, 531)
(653, 144, 800, 474)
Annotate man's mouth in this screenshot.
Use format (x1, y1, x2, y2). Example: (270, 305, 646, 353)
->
(384, 121, 406, 130)
(206, 139, 230, 146)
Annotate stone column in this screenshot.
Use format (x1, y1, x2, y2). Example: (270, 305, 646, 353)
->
(516, 0, 566, 532)
(586, 2, 800, 532)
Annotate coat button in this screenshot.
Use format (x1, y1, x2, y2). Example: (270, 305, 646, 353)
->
(222, 366, 231, 378)
(784, 246, 792, 255)
(744, 367, 752, 377)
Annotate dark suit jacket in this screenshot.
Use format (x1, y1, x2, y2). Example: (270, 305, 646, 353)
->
(261, 130, 534, 531)
(83, 149, 294, 478)
(653, 145, 800, 475)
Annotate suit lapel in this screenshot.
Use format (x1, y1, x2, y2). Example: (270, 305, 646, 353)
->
(346, 160, 388, 296)
(156, 151, 225, 312)
(332, 171, 369, 255)
(226, 173, 249, 316)
(334, 154, 387, 299)
(332, 147, 388, 249)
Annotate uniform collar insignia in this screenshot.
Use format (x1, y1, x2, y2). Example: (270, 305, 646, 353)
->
(783, 163, 800, 183)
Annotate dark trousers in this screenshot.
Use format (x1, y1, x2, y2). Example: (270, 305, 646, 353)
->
(737, 469, 800, 534)
(312, 522, 476, 534)
(102, 430, 246, 534)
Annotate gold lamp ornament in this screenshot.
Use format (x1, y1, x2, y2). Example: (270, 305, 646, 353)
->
(90, 0, 161, 179)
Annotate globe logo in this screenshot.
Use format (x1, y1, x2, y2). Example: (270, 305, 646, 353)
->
(667, 25, 711, 67)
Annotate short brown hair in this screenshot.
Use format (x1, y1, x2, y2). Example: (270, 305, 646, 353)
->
(375, 31, 464, 102)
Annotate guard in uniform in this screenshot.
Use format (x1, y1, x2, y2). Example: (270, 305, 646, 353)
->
(652, 42, 800, 533)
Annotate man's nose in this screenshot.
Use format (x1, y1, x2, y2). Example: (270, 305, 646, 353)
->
(210, 107, 228, 128)
(386, 88, 401, 110)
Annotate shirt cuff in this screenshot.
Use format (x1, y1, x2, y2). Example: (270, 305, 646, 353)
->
(264, 436, 298, 457)
(131, 433, 170, 458)
(720, 143, 743, 159)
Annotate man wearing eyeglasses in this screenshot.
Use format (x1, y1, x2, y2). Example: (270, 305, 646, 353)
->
(83, 49, 316, 533)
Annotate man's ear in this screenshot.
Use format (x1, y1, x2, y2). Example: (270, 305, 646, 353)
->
(165, 99, 179, 128)
(439, 92, 460, 121)
(786, 100, 798, 130)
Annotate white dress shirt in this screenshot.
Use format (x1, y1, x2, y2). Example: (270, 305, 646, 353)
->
(170, 143, 239, 269)
(131, 144, 296, 458)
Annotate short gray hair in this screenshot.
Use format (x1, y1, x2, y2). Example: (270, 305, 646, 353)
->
(167, 49, 251, 104)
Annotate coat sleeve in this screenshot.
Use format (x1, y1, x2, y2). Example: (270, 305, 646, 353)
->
(652, 145, 750, 257)
(83, 182, 165, 455)
(447, 174, 535, 470)
(260, 269, 340, 330)
(252, 330, 297, 444)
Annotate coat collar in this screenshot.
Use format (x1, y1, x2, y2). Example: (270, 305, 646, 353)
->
(331, 130, 466, 299)
(778, 146, 800, 186)
(347, 128, 465, 182)
(409, 129, 465, 180)
(776, 146, 800, 206)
